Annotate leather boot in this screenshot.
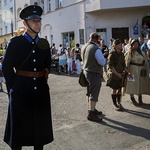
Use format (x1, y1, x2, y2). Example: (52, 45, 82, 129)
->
(34, 145, 43, 150)
(12, 147, 22, 150)
(88, 109, 102, 115)
(111, 94, 120, 111)
(116, 94, 124, 110)
(138, 95, 143, 105)
(130, 96, 138, 105)
(87, 111, 103, 122)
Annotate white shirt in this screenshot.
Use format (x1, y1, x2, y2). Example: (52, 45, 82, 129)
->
(147, 40, 150, 50)
(57, 48, 67, 60)
(95, 49, 106, 66)
(124, 44, 131, 52)
(89, 41, 106, 66)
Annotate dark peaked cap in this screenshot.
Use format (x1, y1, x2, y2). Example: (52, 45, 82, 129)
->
(20, 5, 43, 20)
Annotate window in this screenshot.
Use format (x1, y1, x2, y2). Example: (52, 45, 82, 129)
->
(56, 0, 63, 9)
(17, 8, 21, 19)
(24, 4, 28, 8)
(63, 32, 74, 48)
(79, 29, 84, 44)
(10, 7, 13, 17)
(34, 2, 38, 5)
(96, 29, 106, 32)
(0, 28, 2, 35)
(96, 28, 107, 43)
(4, 0, 7, 5)
(0, 16, 1, 22)
(142, 16, 150, 38)
(5, 26, 7, 34)
(48, 0, 51, 11)
(59, 0, 62, 7)
(0, 0, 2, 8)
(40, 0, 44, 13)
(4, 11, 7, 20)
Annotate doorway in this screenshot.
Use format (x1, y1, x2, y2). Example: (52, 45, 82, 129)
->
(142, 16, 150, 37)
(112, 28, 129, 42)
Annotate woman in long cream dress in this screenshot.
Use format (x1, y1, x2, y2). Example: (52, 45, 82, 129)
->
(125, 39, 150, 105)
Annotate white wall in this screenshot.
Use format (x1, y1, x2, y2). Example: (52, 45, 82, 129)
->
(85, 7, 150, 45)
(85, 0, 150, 12)
(1, 0, 150, 48)
(41, 1, 85, 48)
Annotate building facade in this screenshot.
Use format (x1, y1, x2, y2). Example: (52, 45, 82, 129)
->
(0, 0, 150, 48)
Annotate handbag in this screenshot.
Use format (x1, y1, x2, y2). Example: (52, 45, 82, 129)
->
(0, 69, 2, 76)
(79, 70, 88, 87)
(106, 72, 113, 86)
(79, 56, 82, 62)
(72, 60, 77, 71)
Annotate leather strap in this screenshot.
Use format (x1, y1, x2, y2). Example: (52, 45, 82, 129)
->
(16, 70, 44, 78)
(130, 62, 144, 66)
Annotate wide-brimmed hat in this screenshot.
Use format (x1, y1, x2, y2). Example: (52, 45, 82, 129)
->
(131, 39, 140, 46)
(20, 5, 43, 20)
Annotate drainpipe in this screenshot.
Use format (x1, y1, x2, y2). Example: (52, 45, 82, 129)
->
(83, 0, 87, 43)
(13, 0, 16, 32)
(11, 19, 13, 36)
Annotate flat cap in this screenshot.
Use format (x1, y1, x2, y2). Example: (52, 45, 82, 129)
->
(20, 5, 43, 20)
(89, 32, 100, 39)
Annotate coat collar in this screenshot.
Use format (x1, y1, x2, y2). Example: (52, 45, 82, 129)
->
(23, 32, 39, 43)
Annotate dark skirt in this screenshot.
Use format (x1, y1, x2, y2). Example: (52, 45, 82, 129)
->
(107, 78, 122, 89)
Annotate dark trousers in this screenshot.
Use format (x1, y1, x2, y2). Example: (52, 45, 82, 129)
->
(12, 145, 43, 150)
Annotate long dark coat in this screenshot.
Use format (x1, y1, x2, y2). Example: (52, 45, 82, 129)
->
(2, 33, 53, 148)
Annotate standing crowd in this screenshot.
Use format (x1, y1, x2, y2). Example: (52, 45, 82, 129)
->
(81, 32, 150, 122)
(50, 43, 82, 75)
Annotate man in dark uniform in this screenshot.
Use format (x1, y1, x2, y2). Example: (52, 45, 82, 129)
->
(2, 5, 53, 150)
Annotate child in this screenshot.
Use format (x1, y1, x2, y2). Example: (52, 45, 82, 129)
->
(0, 56, 5, 91)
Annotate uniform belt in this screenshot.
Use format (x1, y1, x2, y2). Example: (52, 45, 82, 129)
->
(16, 70, 44, 78)
(130, 62, 144, 66)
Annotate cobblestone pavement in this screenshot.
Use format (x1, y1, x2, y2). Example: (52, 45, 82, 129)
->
(0, 72, 150, 150)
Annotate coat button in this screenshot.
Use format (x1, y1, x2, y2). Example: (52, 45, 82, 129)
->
(34, 68, 37, 71)
(33, 78, 36, 80)
(34, 87, 37, 90)
(33, 59, 36, 62)
(32, 50, 35, 53)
